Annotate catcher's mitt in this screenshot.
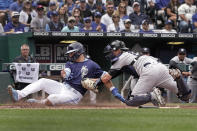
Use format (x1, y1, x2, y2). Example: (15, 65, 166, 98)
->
(169, 68, 181, 80)
(81, 78, 98, 93)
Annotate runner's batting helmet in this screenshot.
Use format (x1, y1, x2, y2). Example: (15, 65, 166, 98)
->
(66, 42, 85, 62)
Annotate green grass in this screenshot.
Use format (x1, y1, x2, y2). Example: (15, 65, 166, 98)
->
(0, 109, 197, 131)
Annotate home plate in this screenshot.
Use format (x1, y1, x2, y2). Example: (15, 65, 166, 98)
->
(138, 105, 180, 109)
(159, 106, 180, 109)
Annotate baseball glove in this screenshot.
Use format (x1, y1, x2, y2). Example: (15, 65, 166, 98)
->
(169, 68, 181, 80)
(81, 78, 98, 93)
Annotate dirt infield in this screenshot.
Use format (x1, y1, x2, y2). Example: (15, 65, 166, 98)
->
(1, 102, 197, 109)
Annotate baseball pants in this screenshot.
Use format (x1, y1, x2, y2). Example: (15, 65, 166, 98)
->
(16, 78, 83, 105)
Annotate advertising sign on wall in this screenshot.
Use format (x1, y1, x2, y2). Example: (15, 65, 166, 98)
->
(35, 44, 52, 63)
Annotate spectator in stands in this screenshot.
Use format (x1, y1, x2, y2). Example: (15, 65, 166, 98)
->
(4, 11, 26, 34)
(61, 16, 79, 32)
(121, 19, 132, 32)
(0, 0, 13, 25)
(78, 0, 92, 19)
(13, 43, 36, 65)
(107, 11, 125, 32)
(0, 0, 13, 10)
(106, 0, 115, 5)
(19, 0, 37, 27)
(101, 3, 114, 29)
(160, 20, 177, 33)
(116, 2, 129, 22)
(93, 1, 105, 16)
(80, 16, 95, 32)
(129, 2, 150, 29)
(58, 5, 69, 24)
(146, 0, 156, 24)
(86, 0, 96, 13)
(72, 7, 83, 20)
(67, 0, 76, 16)
(31, 5, 50, 32)
(9, 0, 23, 13)
(139, 19, 154, 33)
(0, 10, 8, 28)
(92, 11, 107, 32)
(47, 1, 58, 18)
(73, 13, 84, 28)
(121, 0, 133, 16)
(11, 44, 37, 90)
(169, 48, 192, 82)
(192, 11, 197, 33)
(45, 11, 64, 32)
(155, 0, 170, 28)
(166, 0, 181, 30)
(178, 0, 196, 33)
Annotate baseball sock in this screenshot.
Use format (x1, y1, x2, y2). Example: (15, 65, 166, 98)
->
(110, 86, 126, 103)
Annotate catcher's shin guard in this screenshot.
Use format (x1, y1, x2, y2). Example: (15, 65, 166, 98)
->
(125, 94, 151, 106)
(175, 76, 191, 102)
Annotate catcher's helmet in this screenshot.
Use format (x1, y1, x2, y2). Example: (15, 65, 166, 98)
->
(110, 40, 129, 51)
(66, 42, 85, 62)
(103, 40, 128, 64)
(141, 47, 150, 55)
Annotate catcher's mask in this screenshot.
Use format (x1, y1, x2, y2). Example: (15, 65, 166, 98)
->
(104, 40, 129, 64)
(65, 42, 85, 62)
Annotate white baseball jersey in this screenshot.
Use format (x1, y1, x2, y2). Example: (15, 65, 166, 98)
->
(178, 3, 196, 21)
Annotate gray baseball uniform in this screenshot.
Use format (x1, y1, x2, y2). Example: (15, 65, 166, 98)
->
(187, 57, 197, 103)
(170, 56, 192, 72)
(110, 52, 178, 106)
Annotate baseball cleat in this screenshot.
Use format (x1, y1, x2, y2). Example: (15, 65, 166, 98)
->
(7, 85, 19, 102)
(151, 87, 166, 107)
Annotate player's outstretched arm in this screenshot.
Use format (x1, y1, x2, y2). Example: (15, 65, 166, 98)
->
(104, 80, 126, 103)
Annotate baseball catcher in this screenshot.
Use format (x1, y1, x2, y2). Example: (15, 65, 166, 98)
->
(94, 40, 191, 107)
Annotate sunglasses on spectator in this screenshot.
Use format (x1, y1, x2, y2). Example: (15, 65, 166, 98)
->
(120, 6, 126, 8)
(107, 7, 114, 9)
(125, 22, 131, 24)
(69, 20, 75, 23)
(143, 23, 149, 25)
(85, 20, 91, 23)
(74, 16, 80, 18)
(113, 16, 120, 18)
(95, 16, 101, 18)
(12, 16, 19, 18)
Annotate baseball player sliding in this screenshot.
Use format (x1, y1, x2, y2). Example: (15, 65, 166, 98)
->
(7, 42, 108, 106)
(83, 40, 191, 107)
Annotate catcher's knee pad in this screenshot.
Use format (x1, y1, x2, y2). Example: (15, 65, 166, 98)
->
(176, 76, 191, 102)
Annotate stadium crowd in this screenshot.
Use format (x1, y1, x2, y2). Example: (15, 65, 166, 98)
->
(0, 0, 197, 34)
